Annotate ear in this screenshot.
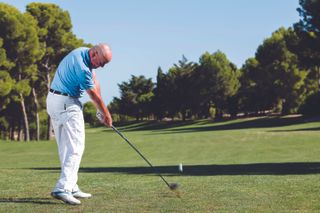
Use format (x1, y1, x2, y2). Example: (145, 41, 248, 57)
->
(92, 50, 97, 58)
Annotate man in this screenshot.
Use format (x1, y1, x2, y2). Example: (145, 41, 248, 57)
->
(46, 43, 113, 205)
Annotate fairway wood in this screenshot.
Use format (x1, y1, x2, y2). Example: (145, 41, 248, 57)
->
(111, 125, 180, 194)
(169, 183, 181, 198)
(169, 183, 179, 190)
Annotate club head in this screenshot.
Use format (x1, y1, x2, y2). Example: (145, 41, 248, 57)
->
(169, 183, 179, 190)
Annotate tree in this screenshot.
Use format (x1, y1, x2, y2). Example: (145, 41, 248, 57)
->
(0, 3, 43, 141)
(166, 56, 197, 120)
(247, 28, 308, 114)
(152, 67, 167, 120)
(299, 92, 320, 116)
(238, 58, 265, 114)
(296, 0, 320, 36)
(0, 38, 15, 110)
(0, 39, 15, 139)
(83, 102, 101, 126)
(291, 0, 320, 115)
(108, 97, 124, 122)
(196, 51, 240, 117)
(154, 67, 177, 120)
(26, 3, 86, 140)
(117, 75, 154, 120)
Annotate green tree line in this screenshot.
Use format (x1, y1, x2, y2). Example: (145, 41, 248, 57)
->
(100, 0, 320, 122)
(0, 2, 89, 141)
(1, 1, 319, 140)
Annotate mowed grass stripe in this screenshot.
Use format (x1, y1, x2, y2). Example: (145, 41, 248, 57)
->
(0, 116, 319, 212)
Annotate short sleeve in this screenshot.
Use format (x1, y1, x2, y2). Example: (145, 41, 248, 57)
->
(79, 69, 94, 90)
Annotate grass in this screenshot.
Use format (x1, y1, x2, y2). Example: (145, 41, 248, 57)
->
(0, 115, 320, 212)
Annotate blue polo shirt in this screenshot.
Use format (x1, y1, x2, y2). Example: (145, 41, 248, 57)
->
(50, 47, 94, 97)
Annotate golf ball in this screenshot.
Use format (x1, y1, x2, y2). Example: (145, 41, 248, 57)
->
(179, 163, 183, 172)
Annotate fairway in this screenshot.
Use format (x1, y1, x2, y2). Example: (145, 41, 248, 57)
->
(0, 116, 320, 212)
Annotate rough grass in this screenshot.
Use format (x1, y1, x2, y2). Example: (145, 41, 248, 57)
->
(0, 116, 320, 212)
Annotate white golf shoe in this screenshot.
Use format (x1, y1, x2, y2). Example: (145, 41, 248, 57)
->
(72, 190, 92, 199)
(51, 190, 81, 205)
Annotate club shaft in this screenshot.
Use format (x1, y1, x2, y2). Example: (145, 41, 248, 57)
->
(111, 125, 171, 188)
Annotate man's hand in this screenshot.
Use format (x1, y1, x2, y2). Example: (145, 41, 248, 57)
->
(87, 85, 112, 128)
(104, 114, 113, 127)
(96, 110, 112, 127)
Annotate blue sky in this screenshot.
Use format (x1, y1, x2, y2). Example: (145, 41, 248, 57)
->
(3, 0, 300, 103)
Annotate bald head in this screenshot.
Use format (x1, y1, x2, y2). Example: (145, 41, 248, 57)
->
(89, 43, 112, 69)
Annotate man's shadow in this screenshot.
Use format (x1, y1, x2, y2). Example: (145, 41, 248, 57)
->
(0, 197, 58, 205)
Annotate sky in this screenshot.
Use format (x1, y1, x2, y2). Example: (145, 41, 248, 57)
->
(3, 0, 301, 104)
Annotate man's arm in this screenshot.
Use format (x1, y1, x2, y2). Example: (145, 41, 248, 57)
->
(86, 71, 112, 127)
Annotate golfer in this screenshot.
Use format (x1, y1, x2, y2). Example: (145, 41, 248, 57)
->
(46, 43, 113, 205)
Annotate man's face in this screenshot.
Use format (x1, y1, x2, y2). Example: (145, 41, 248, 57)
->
(90, 45, 112, 69)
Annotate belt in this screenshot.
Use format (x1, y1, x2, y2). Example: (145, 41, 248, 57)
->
(49, 89, 70, 97)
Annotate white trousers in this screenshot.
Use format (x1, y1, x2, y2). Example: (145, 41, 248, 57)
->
(46, 92, 85, 192)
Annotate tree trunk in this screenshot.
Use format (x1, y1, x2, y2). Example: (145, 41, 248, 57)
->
(32, 88, 40, 141)
(20, 93, 30, 142)
(317, 66, 320, 89)
(18, 119, 22, 141)
(1, 131, 4, 140)
(10, 119, 14, 141)
(46, 70, 53, 140)
(2, 131, 6, 140)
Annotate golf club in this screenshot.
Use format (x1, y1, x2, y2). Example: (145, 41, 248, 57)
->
(111, 125, 179, 191)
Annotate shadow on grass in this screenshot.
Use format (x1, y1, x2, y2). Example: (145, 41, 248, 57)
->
(0, 197, 57, 205)
(106, 116, 309, 133)
(161, 116, 308, 133)
(268, 127, 320, 132)
(107, 120, 196, 132)
(31, 162, 320, 176)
